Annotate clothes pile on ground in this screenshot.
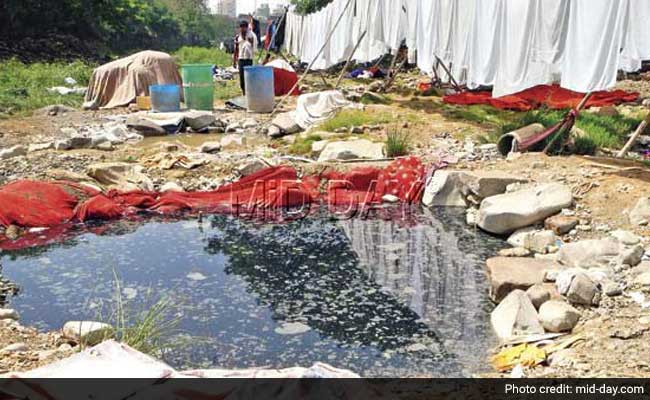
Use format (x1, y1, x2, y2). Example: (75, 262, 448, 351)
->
(443, 84, 639, 111)
(83, 51, 182, 110)
(349, 66, 386, 80)
(284, 0, 650, 97)
(212, 66, 236, 81)
(48, 77, 87, 96)
(266, 59, 300, 96)
(0, 157, 428, 251)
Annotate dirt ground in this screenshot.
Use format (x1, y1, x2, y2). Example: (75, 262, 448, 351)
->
(1, 72, 650, 376)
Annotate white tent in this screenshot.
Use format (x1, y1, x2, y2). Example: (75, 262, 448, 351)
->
(283, 0, 650, 97)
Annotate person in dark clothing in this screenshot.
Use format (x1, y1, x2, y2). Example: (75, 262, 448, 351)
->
(233, 20, 257, 95)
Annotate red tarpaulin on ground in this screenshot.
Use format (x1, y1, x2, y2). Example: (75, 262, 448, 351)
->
(0, 157, 427, 250)
(442, 84, 639, 111)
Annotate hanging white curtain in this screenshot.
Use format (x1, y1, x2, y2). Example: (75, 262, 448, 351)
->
(465, 0, 503, 89)
(620, 0, 650, 72)
(560, 0, 630, 93)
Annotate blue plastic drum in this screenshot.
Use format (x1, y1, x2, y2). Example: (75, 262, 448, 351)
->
(244, 66, 275, 113)
(149, 84, 181, 112)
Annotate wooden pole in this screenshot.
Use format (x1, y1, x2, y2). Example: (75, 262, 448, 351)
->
(382, 57, 407, 93)
(271, 0, 353, 116)
(335, 30, 367, 89)
(618, 111, 650, 158)
(435, 55, 461, 92)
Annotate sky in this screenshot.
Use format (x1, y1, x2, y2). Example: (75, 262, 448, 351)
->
(207, 0, 288, 15)
(236, 1, 288, 14)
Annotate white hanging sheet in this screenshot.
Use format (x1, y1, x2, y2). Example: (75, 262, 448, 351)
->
(465, 0, 503, 89)
(415, 0, 438, 73)
(493, 0, 551, 97)
(560, 0, 630, 93)
(620, 0, 650, 72)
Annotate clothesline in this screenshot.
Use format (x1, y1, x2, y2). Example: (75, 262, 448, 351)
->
(283, 0, 650, 98)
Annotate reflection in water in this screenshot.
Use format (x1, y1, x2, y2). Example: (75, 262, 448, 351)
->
(340, 207, 505, 370)
(0, 208, 503, 377)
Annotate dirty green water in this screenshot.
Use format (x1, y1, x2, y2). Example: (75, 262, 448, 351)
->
(0, 207, 504, 377)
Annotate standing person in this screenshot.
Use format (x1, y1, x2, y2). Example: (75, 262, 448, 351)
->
(233, 20, 257, 95)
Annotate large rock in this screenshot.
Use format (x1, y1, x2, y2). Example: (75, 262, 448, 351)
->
(485, 257, 561, 303)
(566, 273, 601, 306)
(423, 170, 526, 207)
(422, 171, 468, 207)
(461, 171, 527, 199)
(0, 145, 27, 160)
(478, 184, 573, 235)
(538, 300, 580, 333)
(272, 112, 302, 135)
(526, 284, 552, 309)
(317, 139, 385, 162)
(184, 111, 216, 131)
(62, 321, 114, 346)
(236, 159, 268, 177)
(86, 162, 154, 192)
(630, 197, 650, 226)
(508, 229, 557, 253)
(545, 215, 579, 235)
(557, 239, 620, 269)
(0, 309, 19, 320)
(199, 141, 222, 154)
(125, 116, 167, 136)
(490, 290, 544, 340)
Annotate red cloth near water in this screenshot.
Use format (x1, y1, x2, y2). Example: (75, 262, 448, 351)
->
(0, 157, 428, 250)
(443, 84, 638, 111)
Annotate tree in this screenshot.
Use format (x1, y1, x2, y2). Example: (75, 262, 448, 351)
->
(290, 0, 333, 14)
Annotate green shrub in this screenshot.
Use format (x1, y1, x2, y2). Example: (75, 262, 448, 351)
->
(0, 58, 95, 117)
(386, 129, 411, 158)
(173, 46, 231, 66)
(318, 110, 395, 132)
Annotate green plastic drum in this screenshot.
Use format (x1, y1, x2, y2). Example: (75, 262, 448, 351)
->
(181, 64, 214, 111)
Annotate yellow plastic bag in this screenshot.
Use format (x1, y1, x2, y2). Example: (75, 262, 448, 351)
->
(491, 343, 546, 372)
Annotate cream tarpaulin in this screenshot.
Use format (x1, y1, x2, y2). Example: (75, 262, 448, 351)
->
(84, 51, 183, 110)
(283, 0, 650, 97)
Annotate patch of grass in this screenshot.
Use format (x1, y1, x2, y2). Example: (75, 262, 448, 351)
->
(492, 108, 642, 155)
(289, 133, 324, 155)
(318, 109, 417, 132)
(107, 271, 181, 356)
(214, 79, 241, 101)
(385, 129, 411, 158)
(173, 46, 232, 67)
(0, 58, 95, 117)
(359, 92, 391, 105)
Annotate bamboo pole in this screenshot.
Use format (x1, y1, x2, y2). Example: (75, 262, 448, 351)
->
(271, 0, 354, 116)
(335, 30, 367, 89)
(382, 57, 407, 93)
(618, 111, 650, 158)
(435, 55, 461, 92)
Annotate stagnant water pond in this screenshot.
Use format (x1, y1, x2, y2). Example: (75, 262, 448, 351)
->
(0, 207, 505, 377)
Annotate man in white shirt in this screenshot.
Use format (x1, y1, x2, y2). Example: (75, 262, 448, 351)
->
(233, 20, 258, 95)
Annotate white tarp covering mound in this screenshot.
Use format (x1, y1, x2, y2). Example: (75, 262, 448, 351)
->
(284, 0, 650, 97)
(1, 341, 361, 398)
(293, 90, 357, 130)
